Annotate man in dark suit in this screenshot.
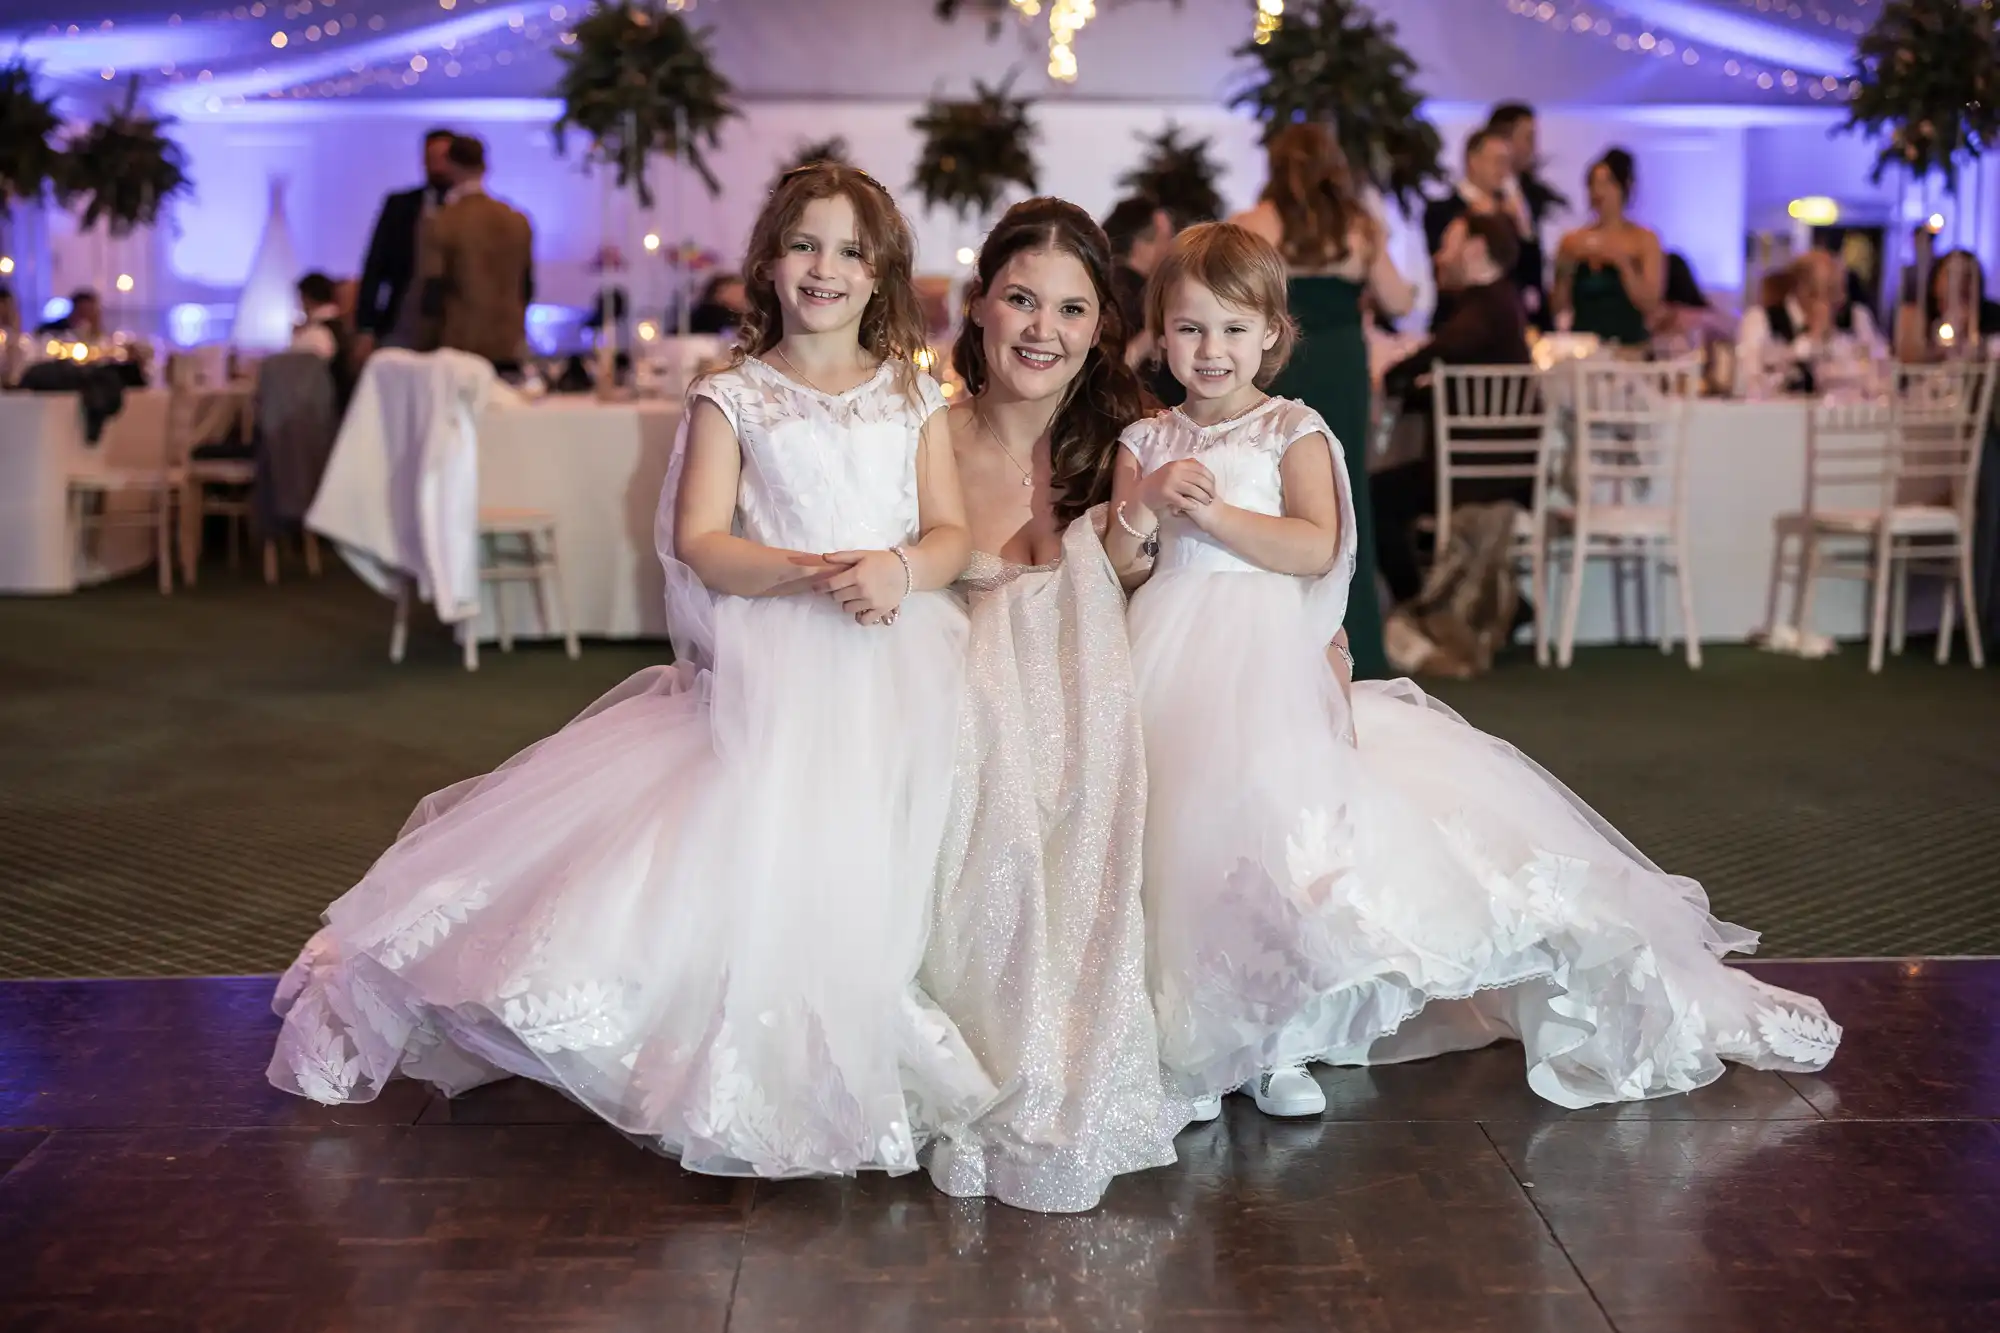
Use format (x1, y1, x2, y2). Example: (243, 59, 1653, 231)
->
(1374, 213, 1536, 607)
(354, 127, 456, 355)
(1422, 127, 1525, 333)
(1487, 102, 1563, 330)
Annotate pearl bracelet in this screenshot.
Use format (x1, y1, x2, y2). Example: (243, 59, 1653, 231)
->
(888, 545, 914, 599)
(1114, 502, 1160, 556)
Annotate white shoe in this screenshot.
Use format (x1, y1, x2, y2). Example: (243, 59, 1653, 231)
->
(1244, 1065, 1325, 1117)
(1188, 1094, 1223, 1123)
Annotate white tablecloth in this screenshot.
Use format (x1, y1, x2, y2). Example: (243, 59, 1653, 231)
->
(472, 397, 683, 642)
(0, 387, 249, 594)
(1564, 398, 1867, 645)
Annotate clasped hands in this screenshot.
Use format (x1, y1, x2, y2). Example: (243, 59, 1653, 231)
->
(1139, 459, 1224, 532)
(790, 549, 906, 626)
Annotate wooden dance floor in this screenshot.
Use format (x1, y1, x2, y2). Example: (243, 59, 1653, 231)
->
(2, 959, 1995, 1332)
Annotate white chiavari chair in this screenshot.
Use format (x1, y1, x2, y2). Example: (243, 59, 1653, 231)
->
(1431, 364, 1558, 665)
(1778, 360, 1994, 672)
(1760, 397, 1893, 655)
(1551, 357, 1703, 668)
(67, 388, 185, 597)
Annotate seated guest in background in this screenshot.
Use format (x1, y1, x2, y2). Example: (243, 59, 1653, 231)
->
(1424, 127, 1527, 331)
(1894, 249, 2000, 361)
(1373, 212, 1534, 609)
(37, 288, 104, 341)
(1102, 195, 1177, 371)
(685, 273, 750, 336)
(1740, 247, 1882, 366)
(417, 133, 534, 377)
(290, 272, 345, 360)
(1553, 148, 1661, 347)
(1101, 194, 1182, 404)
(1486, 101, 1563, 329)
(1648, 252, 1733, 345)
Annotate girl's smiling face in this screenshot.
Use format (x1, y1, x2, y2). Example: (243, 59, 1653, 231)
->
(766, 193, 878, 338)
(1160, 277, 1278, 413)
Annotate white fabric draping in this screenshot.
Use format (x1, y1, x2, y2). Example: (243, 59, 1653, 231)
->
(307, 348, 495, 623)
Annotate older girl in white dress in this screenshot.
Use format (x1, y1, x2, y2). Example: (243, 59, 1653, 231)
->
(1106, 224, 1839, 1118)
(267, 164, 997, 1179)
(920, 198, 1182, 1213)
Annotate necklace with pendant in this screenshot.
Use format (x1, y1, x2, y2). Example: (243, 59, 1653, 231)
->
(1181, 394, 1270, 431)
(974, 407, 1039, 488)
(771, 345, 862, 396)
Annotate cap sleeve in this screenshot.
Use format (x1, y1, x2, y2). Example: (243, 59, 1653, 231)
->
(914, 367, 949, 420)
(1118, 416, 1158, 468)
(1275, 400, 1339, 459)
(686, 369, 742, 435)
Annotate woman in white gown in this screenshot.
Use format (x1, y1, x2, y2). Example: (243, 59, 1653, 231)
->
(920, 198, 1183, 1212)
(267, 165, 999, 1179)
(1105, 223, 1840, 1115)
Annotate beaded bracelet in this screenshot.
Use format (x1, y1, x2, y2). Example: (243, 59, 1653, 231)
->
(888, 545, 914, 599)
(1114, 502, 1160, 557)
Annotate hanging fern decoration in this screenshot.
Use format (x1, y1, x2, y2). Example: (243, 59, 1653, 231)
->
(1230, 0, 1444, 213)
(769, 135, 853, 191)
(0, 61, 66, 213)
(552, 0, 740, 207)
(1118, 123, 1227, 225)
(931, 0, 1015, 38)
(60, 78, 191, 236)
(910, 78, 1039, 221)
(1841, 0, 2000, 192)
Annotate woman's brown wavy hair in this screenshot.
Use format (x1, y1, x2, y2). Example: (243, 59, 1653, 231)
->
(1262, 122, 1380, 270)
(951, 196, 1144, 525)
(731, 162, 930, 389)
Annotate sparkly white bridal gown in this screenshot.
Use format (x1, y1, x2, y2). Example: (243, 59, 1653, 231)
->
(921, 513, 1183, 1213)
(1124, 399, 1840, 1108)
(269, 360, 996, 1177)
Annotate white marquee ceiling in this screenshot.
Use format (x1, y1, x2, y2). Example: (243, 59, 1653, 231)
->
(2, 1, 1881, 114)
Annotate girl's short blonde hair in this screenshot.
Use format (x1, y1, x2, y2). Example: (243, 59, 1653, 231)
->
(1144, 222, 1298, 385)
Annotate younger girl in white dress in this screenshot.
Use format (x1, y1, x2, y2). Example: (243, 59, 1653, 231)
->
(268, 164, 996, 1179)
(1106, 223, 1839, 1117)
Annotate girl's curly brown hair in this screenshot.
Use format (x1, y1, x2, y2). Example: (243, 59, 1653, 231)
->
(730, 162, 930, 390)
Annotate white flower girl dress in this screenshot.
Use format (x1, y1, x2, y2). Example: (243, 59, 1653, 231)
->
(1123, 398, 1840, 1108)
(268, 359, 997, 1177)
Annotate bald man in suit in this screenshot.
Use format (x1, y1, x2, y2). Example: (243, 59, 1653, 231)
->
(415, 134, 534, 374)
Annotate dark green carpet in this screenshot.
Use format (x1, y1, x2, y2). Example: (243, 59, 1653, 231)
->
(3, 568, 1998, 978)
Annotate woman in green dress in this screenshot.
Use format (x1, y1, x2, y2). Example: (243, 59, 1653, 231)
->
(1553, 148, 1662, 347)
(1229, 123, 1414, 678)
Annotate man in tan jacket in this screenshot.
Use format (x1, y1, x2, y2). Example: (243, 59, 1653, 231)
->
(415, 134, 534, 374)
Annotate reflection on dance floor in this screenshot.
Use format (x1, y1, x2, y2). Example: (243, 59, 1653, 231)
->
(1, 960, 1995, 1332)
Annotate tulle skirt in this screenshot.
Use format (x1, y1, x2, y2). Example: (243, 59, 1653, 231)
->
(1129, 567, 1840, 1108)
(268, 591, 998, 1178)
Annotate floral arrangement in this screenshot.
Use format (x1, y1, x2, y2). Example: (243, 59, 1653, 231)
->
(1230, 0, 1444, 212)
(1842, 0, 2000, 191)
(910, 78, 1039, 222)
(1118, 123, 1227, 225)
(0, 61, 64, 213)
(60, 77, 191, 236)
(552, 1, 739, 207)
(771, 136, 853, 191)
(664, 241, 722, 273)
